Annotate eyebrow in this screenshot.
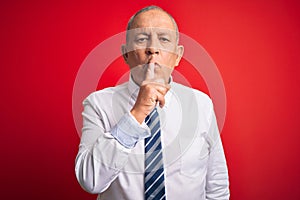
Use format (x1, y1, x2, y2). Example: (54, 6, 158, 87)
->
(157, 32, 171, 36)
(135, 32, 172, 37)
(135, 32, 149, 36)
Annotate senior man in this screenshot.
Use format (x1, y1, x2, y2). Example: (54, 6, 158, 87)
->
(75, 5, 229, 200)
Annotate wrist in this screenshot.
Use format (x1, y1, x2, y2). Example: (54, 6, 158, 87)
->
(130, 108, 147, 124)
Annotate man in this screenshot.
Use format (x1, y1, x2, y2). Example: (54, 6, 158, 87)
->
(75, 5, 229, 200)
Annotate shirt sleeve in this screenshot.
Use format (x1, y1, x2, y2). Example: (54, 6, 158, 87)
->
(205, 110, 230, 200)
(75, 96, 149, 194)
(111, 112, 151, 148)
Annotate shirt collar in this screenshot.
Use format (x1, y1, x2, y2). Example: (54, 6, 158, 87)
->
(128, 74, 173, 109)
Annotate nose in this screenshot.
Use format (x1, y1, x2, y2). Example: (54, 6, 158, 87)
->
(145, 38, 160, 56)
(146, 47, 159, 55)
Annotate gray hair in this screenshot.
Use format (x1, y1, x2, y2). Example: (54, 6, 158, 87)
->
(126, 5, 179, 44)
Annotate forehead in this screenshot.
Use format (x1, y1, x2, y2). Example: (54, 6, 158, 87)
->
(130, 9, 176, 30)
(128, 27, 176, 37)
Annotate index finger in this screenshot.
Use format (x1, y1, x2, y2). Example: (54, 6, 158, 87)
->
(145, 63, 155, 81)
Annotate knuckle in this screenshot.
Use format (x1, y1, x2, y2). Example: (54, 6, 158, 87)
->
(148, 87, 156, 94)
(144, 84, 152, 90)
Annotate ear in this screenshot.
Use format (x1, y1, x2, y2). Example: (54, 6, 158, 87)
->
(121, 44, 128, 63)
(175, 45, 184, 66)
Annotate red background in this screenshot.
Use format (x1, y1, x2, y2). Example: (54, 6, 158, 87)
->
(1, 0, 300, 199)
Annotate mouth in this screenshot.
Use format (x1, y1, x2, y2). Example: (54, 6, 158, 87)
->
(144, 62, 162, 69)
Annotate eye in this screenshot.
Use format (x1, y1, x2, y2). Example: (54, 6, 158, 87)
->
(136, 37, 148, 43)
(159, 37, 170, 42)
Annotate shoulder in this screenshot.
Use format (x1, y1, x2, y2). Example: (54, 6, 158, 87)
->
(83, 82, 128, 106)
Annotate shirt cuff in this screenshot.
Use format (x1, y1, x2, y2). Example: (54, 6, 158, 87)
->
(111, 112, 151, 149)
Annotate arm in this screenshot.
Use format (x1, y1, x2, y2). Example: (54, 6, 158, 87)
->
(205, 111, 230, 200)
(75, 96, 149, 193)
(75, 80, 169, 194)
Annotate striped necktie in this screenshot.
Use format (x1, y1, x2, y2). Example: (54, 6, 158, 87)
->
(144, 107, 166, 200)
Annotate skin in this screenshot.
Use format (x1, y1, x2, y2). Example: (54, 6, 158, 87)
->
(122, 9, 184, 123)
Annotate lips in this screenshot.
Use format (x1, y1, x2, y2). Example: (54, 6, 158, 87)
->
(146, 62, 162, 68)
(144, 62, 166, 84)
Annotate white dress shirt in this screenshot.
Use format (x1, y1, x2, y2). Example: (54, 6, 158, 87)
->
(75, 76, 230, 200)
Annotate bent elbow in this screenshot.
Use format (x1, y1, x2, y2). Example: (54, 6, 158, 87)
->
(75, 152, 108, 194)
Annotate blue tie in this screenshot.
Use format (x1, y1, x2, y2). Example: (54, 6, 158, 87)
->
(144, 108, 166, 200)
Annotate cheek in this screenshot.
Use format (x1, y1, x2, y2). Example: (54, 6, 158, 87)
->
(161, 52, 178, 66)
(127, 50, 147, 64)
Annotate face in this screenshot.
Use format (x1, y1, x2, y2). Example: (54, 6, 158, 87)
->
(122, 9, 184, 85)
